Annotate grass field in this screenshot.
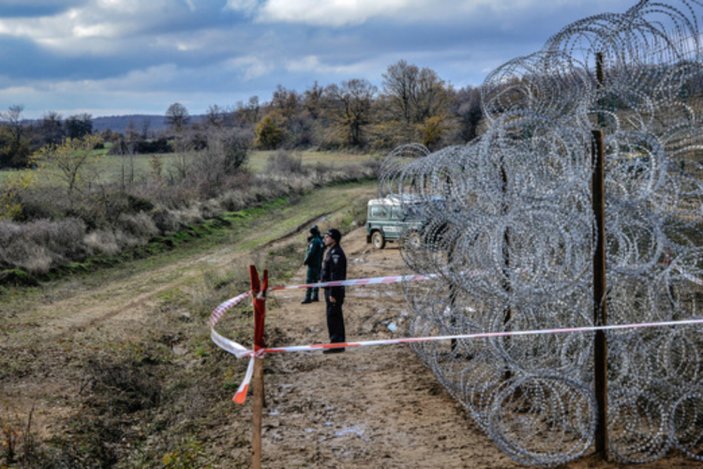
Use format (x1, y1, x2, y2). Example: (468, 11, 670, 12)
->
(246, 150, 378, 172)
(0, 150, 378, 186)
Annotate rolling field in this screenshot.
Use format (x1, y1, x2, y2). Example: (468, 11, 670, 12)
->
(0, 149, 378, 187)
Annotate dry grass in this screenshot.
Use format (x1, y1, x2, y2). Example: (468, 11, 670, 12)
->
(0, 147, 377, 282)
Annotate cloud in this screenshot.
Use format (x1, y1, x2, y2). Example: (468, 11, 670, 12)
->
(256, 0, 409, 27)
(0, 0, 642, 118)
(285, 55, 379, 77)
(0, 0, 81, 18)
(224, 0, 260, 15)
(0, 0, 211, 55)
(225, 56, 275, 80)
(228, 0, 581, 28)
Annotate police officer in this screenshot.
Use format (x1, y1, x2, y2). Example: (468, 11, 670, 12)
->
(302, 225, 324, 304)
(320, 228, 347, 353)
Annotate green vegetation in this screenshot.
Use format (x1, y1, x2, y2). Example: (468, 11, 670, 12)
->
(0, 150, 374, 186)
(248, 150, 375, 172)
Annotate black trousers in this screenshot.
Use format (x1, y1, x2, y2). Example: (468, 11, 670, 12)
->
(304, 266, 320, 301)
(324, 289, 345, 343)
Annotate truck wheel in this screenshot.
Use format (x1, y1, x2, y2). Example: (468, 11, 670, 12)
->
(401, 230, 422, 250)
(371, 231, 385, 249)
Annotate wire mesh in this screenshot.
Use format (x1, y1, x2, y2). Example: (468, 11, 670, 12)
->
(384, 1, 703, 465)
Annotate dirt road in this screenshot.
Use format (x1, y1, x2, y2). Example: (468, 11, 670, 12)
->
(244, 228, 520, 468)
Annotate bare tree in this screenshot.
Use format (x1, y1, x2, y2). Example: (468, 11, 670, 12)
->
(2, 105, 25, 143)
(165, 102, 190, 132)
(206, 104, 227, 128)
(36, 135, 102, 207)
(414, 67, 450, 122)
(326, 79, 377, 147)
(452, 86, 483, 142)
(382, 60, 450, 124)
(383, 60, 418, 124)
(271, 85, 300, 120)
(39, 111, 64, 145)
(303, 81, 325, 120)
(0, 105, 31, 167)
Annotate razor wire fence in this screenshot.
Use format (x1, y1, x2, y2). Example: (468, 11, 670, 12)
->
(384, 0, 703, 465)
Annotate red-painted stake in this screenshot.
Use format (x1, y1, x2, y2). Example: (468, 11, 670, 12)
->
(249, 265, 268, 469)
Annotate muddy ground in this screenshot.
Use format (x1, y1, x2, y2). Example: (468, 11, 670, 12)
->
(225, 229, 697, 468)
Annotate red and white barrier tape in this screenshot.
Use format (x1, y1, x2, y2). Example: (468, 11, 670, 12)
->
(269, 272, 440, 291)
(228, 318, 703, 404)
(209, 291, 251, 328)
(209, 271, 703, 404)
(208, 273, 441, 329)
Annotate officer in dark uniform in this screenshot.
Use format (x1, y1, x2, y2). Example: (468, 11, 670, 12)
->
(302, 225, 324, 304)
(320, 228, 347, 353)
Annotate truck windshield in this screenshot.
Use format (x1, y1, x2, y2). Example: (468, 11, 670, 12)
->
(370, 205, 389, 218)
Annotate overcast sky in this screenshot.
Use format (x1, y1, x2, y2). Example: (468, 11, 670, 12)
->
(0, 0, 638, 119)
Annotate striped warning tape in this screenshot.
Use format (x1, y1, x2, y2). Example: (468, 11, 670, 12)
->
(209, 271, 703, 404)
(226, 317, 703, 404)
(209, 291, 251, 328)
(269, 272, 440, 291)
(208, 272, 441, 328)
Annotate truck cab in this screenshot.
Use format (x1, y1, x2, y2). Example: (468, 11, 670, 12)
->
(366, 195, 423, 249)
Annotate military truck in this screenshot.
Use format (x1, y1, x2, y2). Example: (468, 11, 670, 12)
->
(366, 195, 424, 249)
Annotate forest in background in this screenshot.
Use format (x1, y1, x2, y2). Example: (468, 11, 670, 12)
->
(0, 59, 483, 171)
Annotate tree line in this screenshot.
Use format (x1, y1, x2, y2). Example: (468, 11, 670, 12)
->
(0, 107, 93, 168)
(0, 60, 484, 169)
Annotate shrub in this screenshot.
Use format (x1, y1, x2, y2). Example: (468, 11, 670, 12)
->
(117, 212, 159, 241)
(161, 438, 206, 469)
(0, 171, 35, 221)
(134, 138, 172, 154)
(0, 237, 52, 274)
(198, 199, 222, 220)
(84, 230, 120, 256)
(169, 206, 204, 228)
(127, 194, 154, 213)
(0, 220, 21, 246)
(212, 129, 251, 174)
(265, 150, 305, 174)
(0, 218, 87, 273)
(218, 190, 247, 211)
(255, 113, 284, 149)
(32, 218, 87, 260)
(16, 186, 67, 221)
(151, 207, 181, 234)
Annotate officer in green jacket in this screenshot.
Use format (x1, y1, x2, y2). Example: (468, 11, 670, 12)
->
(302, 225, 324, 304)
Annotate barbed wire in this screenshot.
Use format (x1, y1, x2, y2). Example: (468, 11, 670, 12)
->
(383, 0, 703, 466)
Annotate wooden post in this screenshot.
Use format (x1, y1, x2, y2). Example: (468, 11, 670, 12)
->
(249, 265, 268, 469)
(592, 52, 609, 460)
(592, 129, 608, 458)
(500, 161, 513, 381)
